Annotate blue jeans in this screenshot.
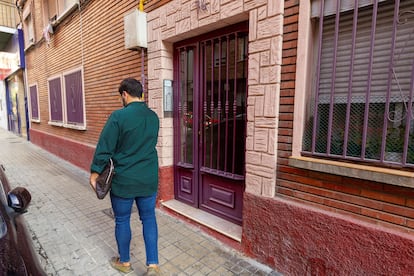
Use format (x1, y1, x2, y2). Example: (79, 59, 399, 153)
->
(110, 192, 159, 265)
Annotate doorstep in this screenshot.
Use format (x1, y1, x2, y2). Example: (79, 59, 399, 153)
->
(161, 199, 242, 242)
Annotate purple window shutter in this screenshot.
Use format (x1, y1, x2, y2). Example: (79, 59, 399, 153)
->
(64, 70, 84, 125)
(29, 85, 39, 119)
(49, 78, 63, 122)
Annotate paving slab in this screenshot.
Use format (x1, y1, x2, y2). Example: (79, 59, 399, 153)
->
(0, 129, 281, 276)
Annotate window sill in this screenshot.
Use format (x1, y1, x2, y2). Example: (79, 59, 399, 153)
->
(48, 121, 86, 130)
(288, 156, 414, 189)
(31, 119, 40, 123)
(64, 123, 86, 131)
(48, 121, 64, 127)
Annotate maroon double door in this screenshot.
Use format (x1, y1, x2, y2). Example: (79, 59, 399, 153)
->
(173, 23, 248, 225)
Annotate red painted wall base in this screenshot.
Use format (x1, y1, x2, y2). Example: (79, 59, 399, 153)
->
(30, 129, 94, 171)
(30, 129, 174, 203)
(242, 192, 414, 275)
(158, 165, 174, 203)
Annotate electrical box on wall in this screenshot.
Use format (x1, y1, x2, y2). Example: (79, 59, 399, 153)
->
(124, 9, 147, 49)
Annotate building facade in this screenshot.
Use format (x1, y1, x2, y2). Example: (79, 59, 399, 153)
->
(21, 0, 414, 274)
(0, 0, 27, 135)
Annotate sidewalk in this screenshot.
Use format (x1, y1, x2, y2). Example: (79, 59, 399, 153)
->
(0, 129, 280, 276)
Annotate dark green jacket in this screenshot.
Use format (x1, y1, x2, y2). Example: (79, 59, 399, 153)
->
(90, 101, 159, 198)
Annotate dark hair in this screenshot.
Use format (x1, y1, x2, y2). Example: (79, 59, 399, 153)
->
(118, 78, 143, 98)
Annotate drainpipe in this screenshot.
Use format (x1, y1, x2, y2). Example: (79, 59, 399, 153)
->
(18, 28, 30, 140)
(15, 2, 30, 140)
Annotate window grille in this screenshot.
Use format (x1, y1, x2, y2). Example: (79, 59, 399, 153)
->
(303, 0, 414, 167)
(200, 33, 247, 178)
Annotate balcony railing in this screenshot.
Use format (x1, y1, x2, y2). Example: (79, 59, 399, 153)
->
(0, 1, 18, 29)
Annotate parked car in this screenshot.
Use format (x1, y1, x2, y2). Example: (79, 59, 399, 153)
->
(0, 163, 46, 275)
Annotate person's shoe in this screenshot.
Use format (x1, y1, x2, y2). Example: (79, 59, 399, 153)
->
(143, 265, 161, 276)
(109, 257, 133, 274)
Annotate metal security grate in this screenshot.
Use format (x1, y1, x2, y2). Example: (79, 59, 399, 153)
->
(200, 33, 247, 178)
(176, 31, 247, 179)
(304, 0, 414, 167)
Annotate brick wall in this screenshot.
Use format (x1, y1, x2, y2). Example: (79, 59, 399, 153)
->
(276, 0, 414, 234)
(25, 0, 148, 148)
(242, 0, 414, 274)
(145, 0, 172, 12)
(278, 0, 297, 166)
(23, 0, 175, 201)
(277, 165, 414, 232)
(23, 0, 414, 273)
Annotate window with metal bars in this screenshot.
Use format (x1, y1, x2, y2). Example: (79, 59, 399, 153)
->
(303, 0, 414, 167)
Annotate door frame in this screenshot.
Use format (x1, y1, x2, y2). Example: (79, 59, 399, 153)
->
(173, 22, 249, 224)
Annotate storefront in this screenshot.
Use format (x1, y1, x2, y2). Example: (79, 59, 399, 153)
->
(6, 71, 27, 137)
(0, 29, 28, 137)
(0, 76, 8, 130)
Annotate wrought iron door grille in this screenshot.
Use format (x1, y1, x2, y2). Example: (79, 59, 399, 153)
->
(176, 31, 248, 179)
